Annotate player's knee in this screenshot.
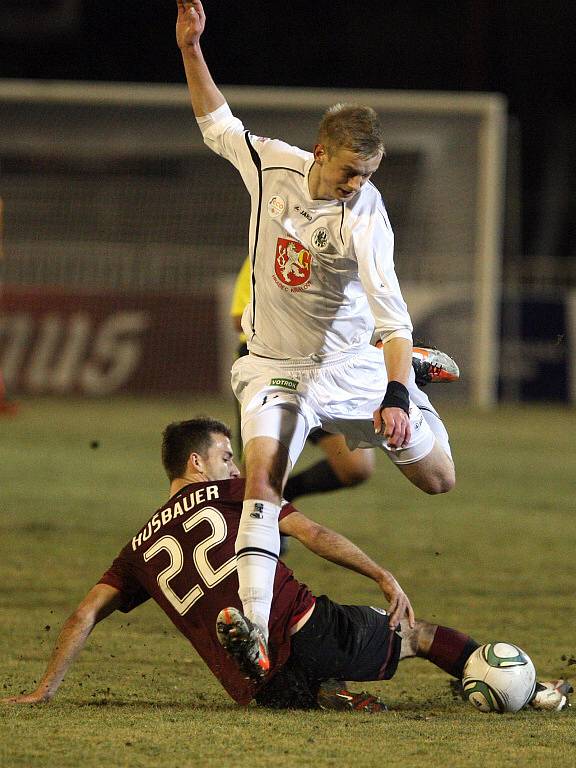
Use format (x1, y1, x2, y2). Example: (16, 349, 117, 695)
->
(417, 455, 456, 495)
(398, 620, 424, 659)
(399, 619, 437, 659)
(423, 468, 455, 495)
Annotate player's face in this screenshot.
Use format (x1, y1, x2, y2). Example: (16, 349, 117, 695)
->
(202, 434, 240, 481)
(312, 145, 383, 201)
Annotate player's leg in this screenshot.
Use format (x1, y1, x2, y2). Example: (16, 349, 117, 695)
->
(384, 365, 455, 494)
(398, 618, 573, 711)
(232, 341, 301, 555)
(393, 440, 455, 495)
(398, 618, 479, 677)
(228, 354, 316, 669)
(324, 346, 455, 495)
(236, 425, 305, 639)
(375, 342, 456, 493)
(385, 364, 456, 493)
(284, 430, 375, 502)
(287, 597, 402, 694)
(219, 423, 306, 679)
(398, 374, 455, 493)
(283, 344, 457, 502)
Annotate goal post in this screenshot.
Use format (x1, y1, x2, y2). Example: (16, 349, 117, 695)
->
(0, 80, 507, 404)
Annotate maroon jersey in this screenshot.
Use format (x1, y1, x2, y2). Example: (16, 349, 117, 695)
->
(98, 478, 315, 705)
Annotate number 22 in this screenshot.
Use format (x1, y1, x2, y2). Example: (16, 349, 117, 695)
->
(143, 506, 236, 616)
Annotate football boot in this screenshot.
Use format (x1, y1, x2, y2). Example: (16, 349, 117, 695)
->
(216, 607, 270, 681)
(411, 346, 460, 387)
(529, 679, 572, 712)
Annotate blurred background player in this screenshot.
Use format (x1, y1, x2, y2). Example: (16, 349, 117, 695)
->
(3, 417, 569, 713)
(230, 255, 460, 553)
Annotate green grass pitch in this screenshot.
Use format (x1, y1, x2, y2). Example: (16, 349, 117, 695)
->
(1, 397, 575, 767)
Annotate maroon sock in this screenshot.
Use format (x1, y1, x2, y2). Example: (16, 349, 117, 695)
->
(423, 626, 480, 678)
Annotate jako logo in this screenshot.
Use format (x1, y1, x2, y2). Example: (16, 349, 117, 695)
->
(294, 205, 312, 222)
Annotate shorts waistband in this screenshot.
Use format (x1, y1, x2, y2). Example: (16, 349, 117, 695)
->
(250, 347, 362, 370)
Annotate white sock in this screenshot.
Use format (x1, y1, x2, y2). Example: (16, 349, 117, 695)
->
(235, 499, 281, 642)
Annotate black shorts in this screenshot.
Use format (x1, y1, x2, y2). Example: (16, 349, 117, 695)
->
(255, 595, 401, 710)
(306, 427, 331, 445)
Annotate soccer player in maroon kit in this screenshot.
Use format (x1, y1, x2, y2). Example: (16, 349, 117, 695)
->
(2, 418, 570, 712)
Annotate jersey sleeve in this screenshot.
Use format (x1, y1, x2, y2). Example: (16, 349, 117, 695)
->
(98, 555, 150, 613)
(197, 102, 305, 194)
(197, 102, 263, 193)
(279, 501, 296, 521)
(350, 196, 413, 344)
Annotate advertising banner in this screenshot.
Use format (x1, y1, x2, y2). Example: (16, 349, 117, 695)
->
(0, 287, 218, 395)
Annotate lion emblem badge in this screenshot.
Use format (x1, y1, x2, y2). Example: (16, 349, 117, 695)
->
(274, 238, 311, 287)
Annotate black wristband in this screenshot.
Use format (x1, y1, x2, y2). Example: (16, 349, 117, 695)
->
(380, 380, 410, 415)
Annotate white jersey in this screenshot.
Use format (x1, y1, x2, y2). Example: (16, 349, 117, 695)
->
(199, 103, 413, 360)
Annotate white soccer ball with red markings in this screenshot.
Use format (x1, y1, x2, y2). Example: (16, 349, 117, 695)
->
(462, 643, 536, 713)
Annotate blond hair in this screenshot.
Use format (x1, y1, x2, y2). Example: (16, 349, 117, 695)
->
(317, 103, 385, 158)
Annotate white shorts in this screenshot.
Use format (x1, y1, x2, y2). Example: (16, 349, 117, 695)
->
(231, 346, 447, 468)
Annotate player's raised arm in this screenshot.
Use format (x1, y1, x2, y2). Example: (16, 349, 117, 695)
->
(176, 0, 226, 117)
(1, 584, 122, 705)
(280, 510, 414, 629)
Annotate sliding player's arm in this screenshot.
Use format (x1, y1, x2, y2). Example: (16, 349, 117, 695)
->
(280, 510, 414, 628)
(1, 584, 123, 704)
(176, 0, 226, 117)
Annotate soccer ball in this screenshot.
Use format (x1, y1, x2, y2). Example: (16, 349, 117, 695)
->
(462, 643, 536, 713)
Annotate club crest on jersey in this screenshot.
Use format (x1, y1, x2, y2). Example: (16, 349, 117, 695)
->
(274, 238, 312, 290)
(311, 227, 330, 251)
(267, 195, 286, 218)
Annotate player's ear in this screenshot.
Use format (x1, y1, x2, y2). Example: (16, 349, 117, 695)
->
(313, 143, 328, 163)
(188, 451, 204, 473)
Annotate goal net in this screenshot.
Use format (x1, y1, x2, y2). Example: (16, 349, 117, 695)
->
(0, 80, 506, 403)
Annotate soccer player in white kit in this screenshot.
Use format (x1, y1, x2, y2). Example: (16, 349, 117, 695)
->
(177, 0, 455, 679)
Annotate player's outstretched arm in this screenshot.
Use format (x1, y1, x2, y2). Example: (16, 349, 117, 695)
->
(280, 511, 415, 629)
(176, 0, 226, 118)
(1, 584, 122, 705)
